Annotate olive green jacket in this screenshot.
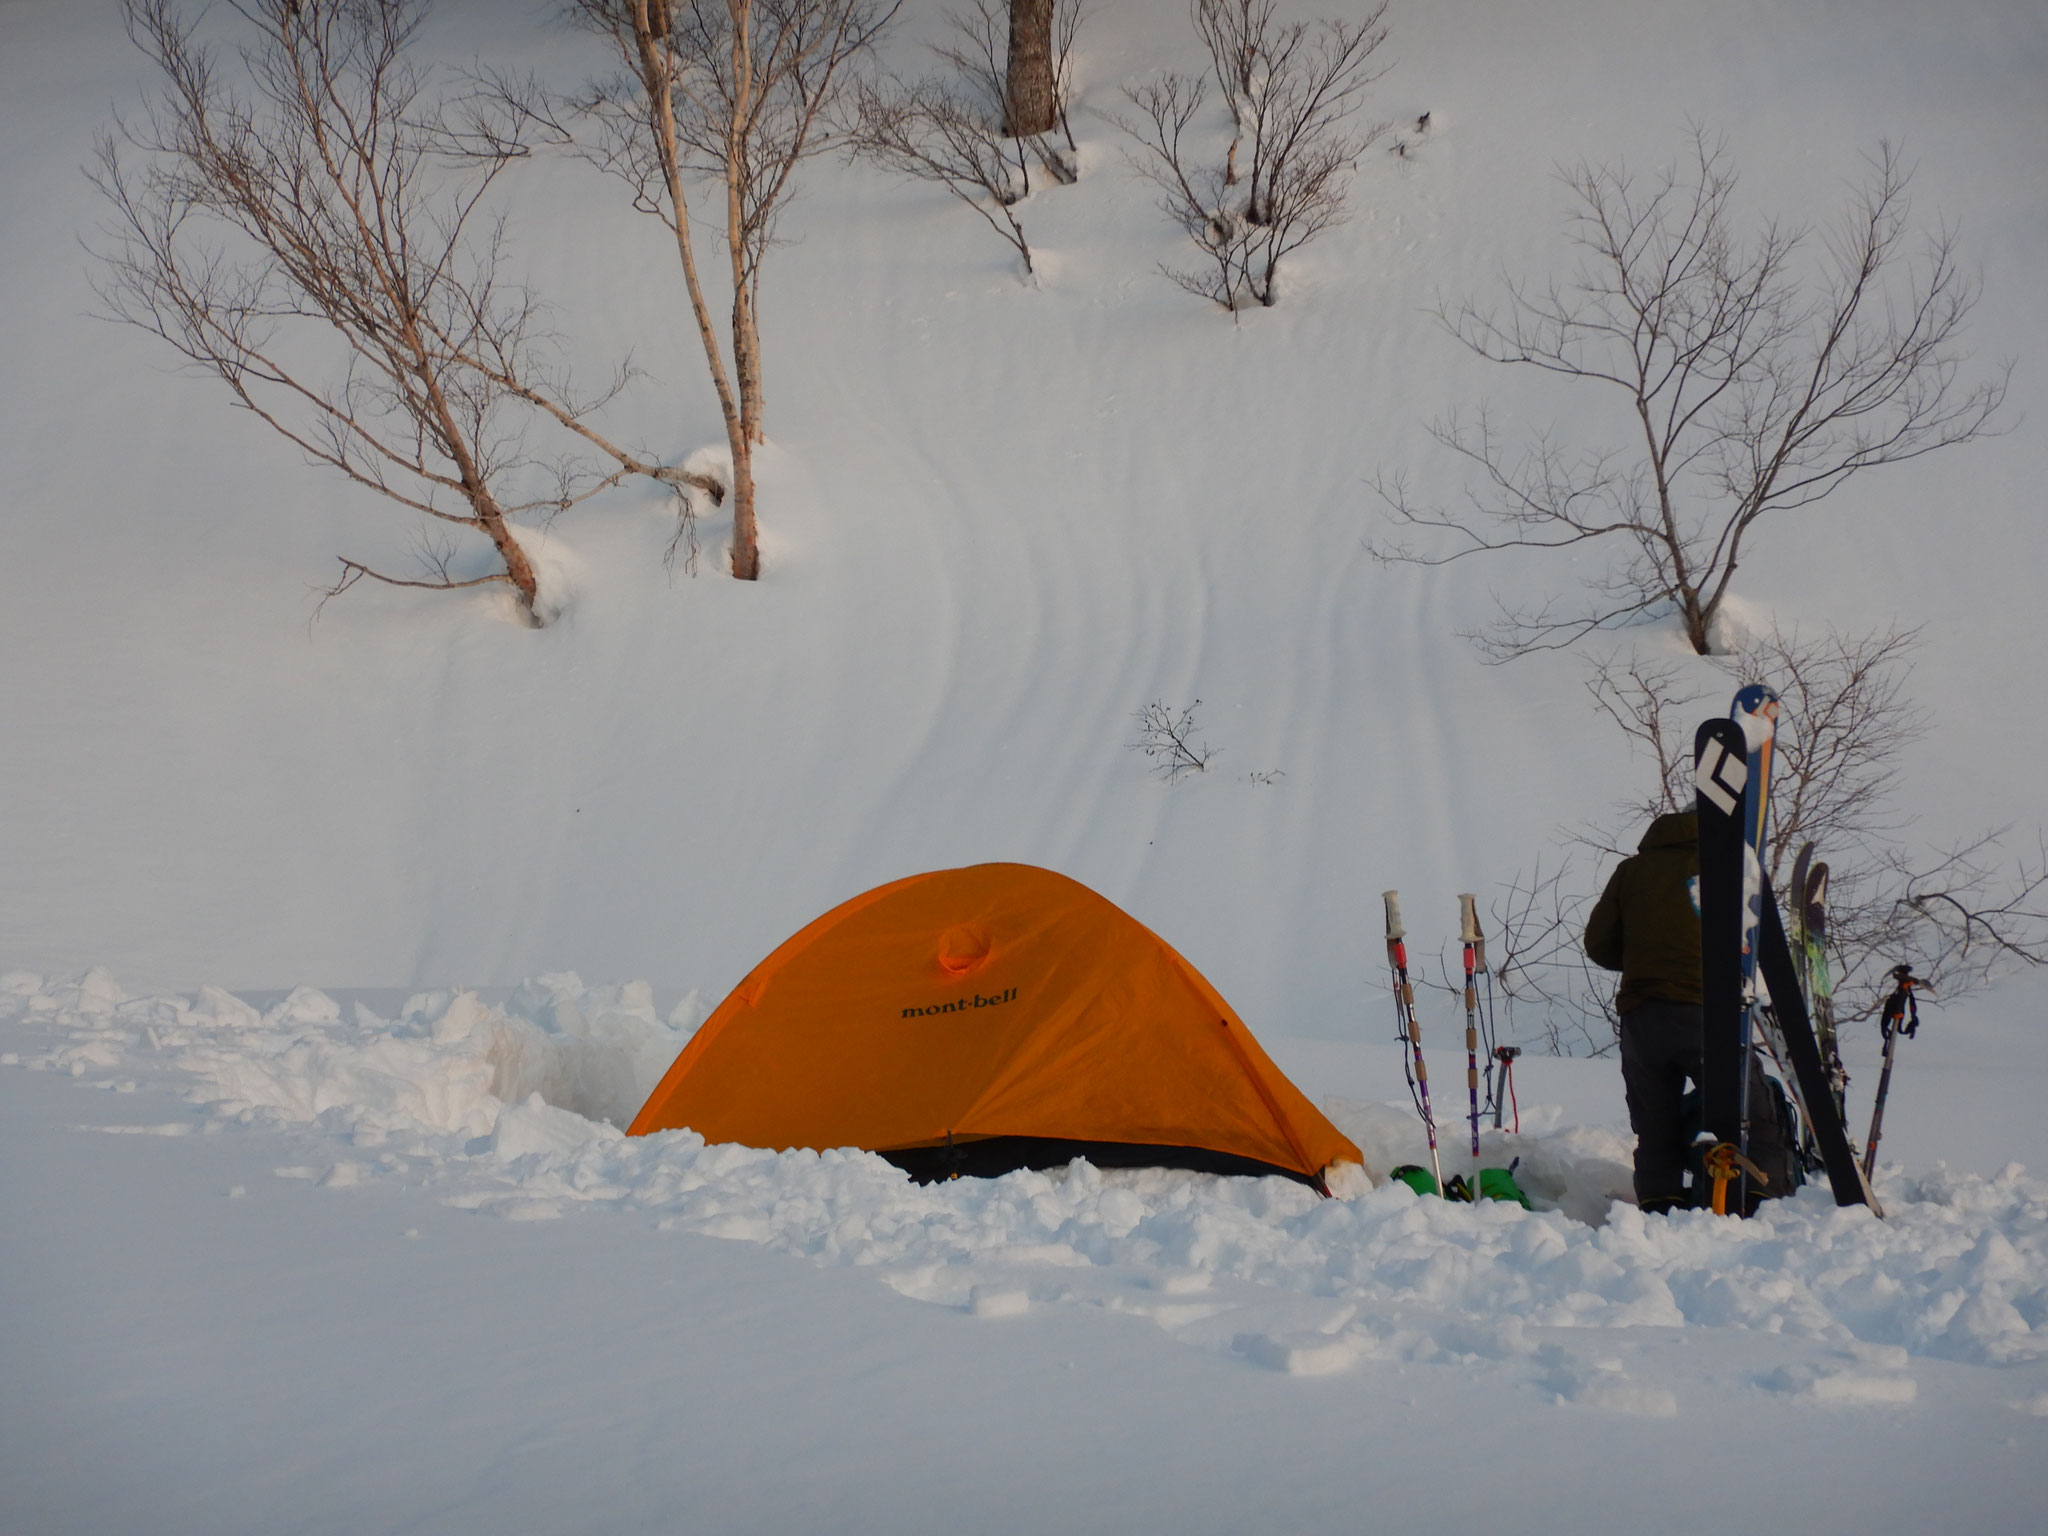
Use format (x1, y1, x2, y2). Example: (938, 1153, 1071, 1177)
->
(1584, 811, 1702, 1014)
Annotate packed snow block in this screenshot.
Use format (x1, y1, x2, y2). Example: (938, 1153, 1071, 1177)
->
(484, 1092, 623, 1162)
(1535, 1347, 1677, 1417)
(196, 985, 261, 1030)
(629, 863, 1362, 1191)
(1235, 1331, 1359, 1377)
(1760, 1353, 1917, 1406)
(968, 1285, 1030, 1318)
(72, 965, 125, 1017)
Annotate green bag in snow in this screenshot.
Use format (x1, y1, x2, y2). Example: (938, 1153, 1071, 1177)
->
(1477, 1166, 1532, 1208)
(1390, 1164, 1529, 1205)
(1389, 1164, 1439, 1197)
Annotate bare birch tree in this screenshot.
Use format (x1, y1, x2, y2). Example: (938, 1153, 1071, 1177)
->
(1111, 2, 1390, 310)
(1373, 130, 2010, 659)
(566, 0, 896, 581)
(90, 0, 716, 625)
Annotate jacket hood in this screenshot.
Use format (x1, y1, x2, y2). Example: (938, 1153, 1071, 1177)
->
(1638, 810, 1698, 851)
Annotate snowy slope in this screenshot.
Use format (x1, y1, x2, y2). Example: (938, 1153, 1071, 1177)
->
(4, 0, 2042, 1012)
(5, 0, 2048, 1529)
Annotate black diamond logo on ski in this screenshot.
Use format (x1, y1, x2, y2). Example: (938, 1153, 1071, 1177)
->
(1695, 737, 1747, 815)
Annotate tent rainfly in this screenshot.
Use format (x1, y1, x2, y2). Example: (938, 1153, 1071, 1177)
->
(628, 863, 1363, 1192)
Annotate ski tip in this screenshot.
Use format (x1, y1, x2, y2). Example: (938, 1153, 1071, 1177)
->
(1731, 683, 1781, 715)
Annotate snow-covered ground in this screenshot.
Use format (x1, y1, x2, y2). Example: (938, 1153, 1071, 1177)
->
(7, 965, 2048, 1532)
(5, 0, 2047, 1529)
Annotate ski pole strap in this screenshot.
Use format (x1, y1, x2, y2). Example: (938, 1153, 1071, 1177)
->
(1881, 972, 1921, 1040)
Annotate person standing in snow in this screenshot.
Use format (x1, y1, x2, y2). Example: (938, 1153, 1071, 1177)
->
(1585, 810, 1789, 1214)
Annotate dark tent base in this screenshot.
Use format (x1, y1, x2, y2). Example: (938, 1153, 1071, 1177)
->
(878, 1135, 1326, 1193)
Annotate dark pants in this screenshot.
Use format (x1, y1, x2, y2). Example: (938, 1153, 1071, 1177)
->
(1620, 999, 1789, 1212)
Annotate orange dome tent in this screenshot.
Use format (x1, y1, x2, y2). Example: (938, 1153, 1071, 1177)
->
(629, 863, 1362, 1191)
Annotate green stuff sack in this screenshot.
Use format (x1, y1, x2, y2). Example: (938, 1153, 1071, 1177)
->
(1477, 1166, 1531, 1208)
(1389, 1164, 1439, 1197)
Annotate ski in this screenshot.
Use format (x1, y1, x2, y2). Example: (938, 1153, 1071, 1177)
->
(1694, 717, 1751, 1167)
(1728, 686, 1781, 1210)
(1804, 859, 1846, 1120)
(1754, 882, 1882, 1213)
(1785, 839, 1822, 1167)
(1382, 890, 1444, 1194)
(1791, 841, 1815, 1002)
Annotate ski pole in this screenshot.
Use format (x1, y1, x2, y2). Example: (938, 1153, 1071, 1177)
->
(1862, 965, 1922, 1180)
(1383, 890, 1443, 1195)
(1459, 893, 1484, 1160)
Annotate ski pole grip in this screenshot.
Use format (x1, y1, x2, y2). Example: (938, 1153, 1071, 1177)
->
(1458, 893, 1481, 944)
(1383, 890, 1405, 941)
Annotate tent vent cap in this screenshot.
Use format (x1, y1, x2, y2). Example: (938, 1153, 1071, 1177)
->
(937, 924, 993, 976)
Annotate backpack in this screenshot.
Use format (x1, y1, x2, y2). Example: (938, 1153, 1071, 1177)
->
(1679, 1073, 1804, 1209)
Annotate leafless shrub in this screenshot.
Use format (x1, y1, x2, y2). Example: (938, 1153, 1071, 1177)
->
(1109, 3, 1390, 310)
(848, 0, 1091, 275)
(1373, 128, 2009, 659)
(1129, 699, 1215, 781)
(563, 0, 898, 580)
(90, 0, 720, 625)
(1480, 855, 1619, 1057)
(852, 79, 1036, 271)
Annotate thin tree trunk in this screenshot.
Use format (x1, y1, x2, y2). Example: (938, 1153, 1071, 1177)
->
(726, 0, 763, 579)
(728, 433, 759, 581)
(731, 288, 763, 575)
(1004, 0, 1056, 138)
(478, 499, 542, 621)
(630, 0, 759, 581)
(406, 343, 543, 621)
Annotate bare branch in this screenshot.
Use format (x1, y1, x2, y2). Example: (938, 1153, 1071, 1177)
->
(1484, 854, 1619, 1057)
